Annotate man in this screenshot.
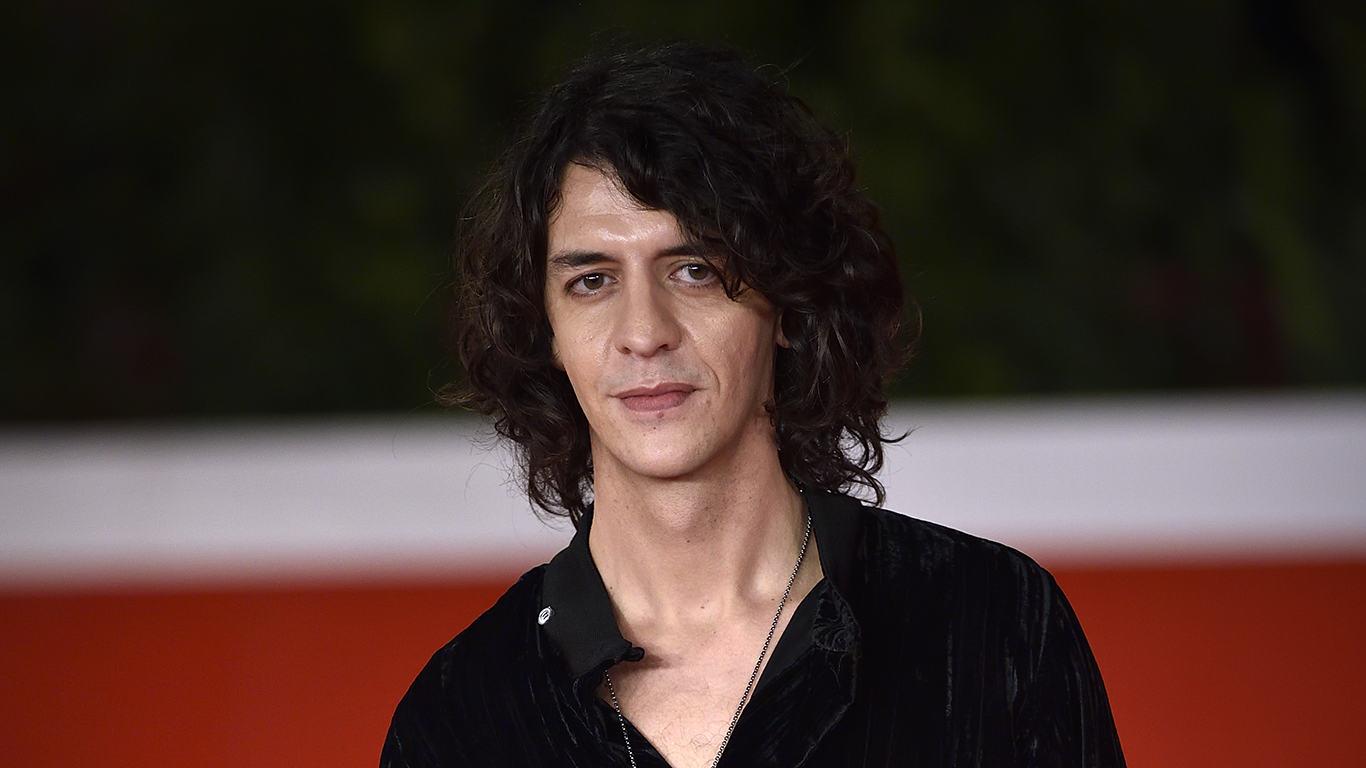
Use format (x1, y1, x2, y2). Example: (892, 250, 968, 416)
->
(382, 42, 1124, 767)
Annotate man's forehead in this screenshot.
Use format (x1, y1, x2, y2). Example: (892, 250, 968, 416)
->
(552, 164, 652, 219)
(547, 166, 691, 256)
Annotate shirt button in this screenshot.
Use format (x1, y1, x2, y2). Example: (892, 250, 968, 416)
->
(538, 607, 553, 625)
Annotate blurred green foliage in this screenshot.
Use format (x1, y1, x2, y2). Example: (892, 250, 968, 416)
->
(2, 0, 1362, 420)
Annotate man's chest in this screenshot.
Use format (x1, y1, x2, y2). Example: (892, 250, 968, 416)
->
(599, 640, 783, 768)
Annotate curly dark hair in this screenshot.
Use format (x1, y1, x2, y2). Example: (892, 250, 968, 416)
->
(450, 41, 910, 521)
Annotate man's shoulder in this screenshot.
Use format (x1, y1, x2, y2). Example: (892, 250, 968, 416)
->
(838, 494, 1059, 600)
(380, 565, 551, 766)
(379, 560, 565, 759)
(830, 493, 1039, 565)
(836, 495, 1083, 687)
(391, 565, 547, 713)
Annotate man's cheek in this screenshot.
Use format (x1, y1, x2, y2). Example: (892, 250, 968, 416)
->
(550, 335, 565, 371)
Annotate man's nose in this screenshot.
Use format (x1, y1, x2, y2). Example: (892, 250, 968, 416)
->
(613, 279, 682, 357)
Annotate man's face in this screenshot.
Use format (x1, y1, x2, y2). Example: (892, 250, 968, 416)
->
(545, 165, 786, 486)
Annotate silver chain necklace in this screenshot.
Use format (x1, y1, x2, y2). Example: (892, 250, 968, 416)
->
(603, 510, 812, 768)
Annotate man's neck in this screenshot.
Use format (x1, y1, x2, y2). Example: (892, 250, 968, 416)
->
(587, 456, 810, 633)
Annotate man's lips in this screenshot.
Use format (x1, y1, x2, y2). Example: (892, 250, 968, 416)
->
(614, 384, 696, 412)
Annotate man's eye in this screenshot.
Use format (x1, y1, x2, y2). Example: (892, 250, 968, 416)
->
(573, 274, 607, 292)
(678, 263, 715, 283)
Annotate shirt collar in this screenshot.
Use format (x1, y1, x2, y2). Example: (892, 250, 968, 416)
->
(538, 489, 863, 697)
(540, 507, 642, 696)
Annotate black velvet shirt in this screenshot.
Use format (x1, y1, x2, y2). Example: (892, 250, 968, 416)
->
(380, 491, 1125, 767)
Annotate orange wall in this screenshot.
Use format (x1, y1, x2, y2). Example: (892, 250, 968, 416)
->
(1057, 561, 1366, 767)
(3, 561, 1363, 768)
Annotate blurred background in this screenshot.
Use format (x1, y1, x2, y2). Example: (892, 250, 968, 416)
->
(5, 0, 1365, 416)
(2, 1, 1364, 766)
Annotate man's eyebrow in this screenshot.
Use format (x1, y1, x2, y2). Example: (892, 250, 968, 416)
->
(659, 243, 705, 257)
(546, 243, 706, 271)
(546, 250, 610, 271)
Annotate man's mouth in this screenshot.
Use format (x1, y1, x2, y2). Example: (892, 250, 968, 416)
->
(614, 384, 696, 412)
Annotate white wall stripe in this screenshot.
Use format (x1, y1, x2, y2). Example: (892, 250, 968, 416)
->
(2, 393, 1363, 588)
